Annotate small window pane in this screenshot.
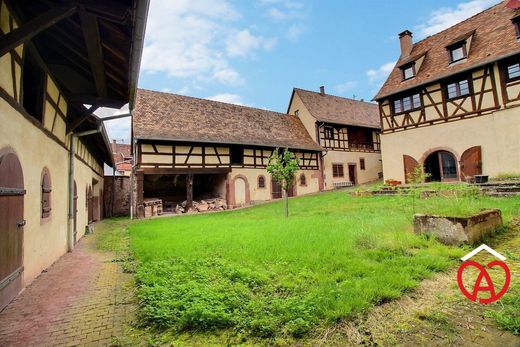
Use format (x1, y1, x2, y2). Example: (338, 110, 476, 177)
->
(447, 83, 458, 99)
(403, 66, 414, 79)
(508, 63, 520, 79)
(393, 100, 402, 113)
(459, 80, 470, 96)
(412, 94, 421, 108)
(402, 96, 412, 111)
(450, 46, 465, 62)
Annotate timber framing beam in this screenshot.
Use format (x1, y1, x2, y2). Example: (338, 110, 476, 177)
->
(67, 105, 99, 134)
(78, 5, 108, 98)
(68, 94, 126, 108)
(0, 4, 77, 58)
(141, 168, 232, 175)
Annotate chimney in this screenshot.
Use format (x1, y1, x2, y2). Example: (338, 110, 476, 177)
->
(113, 139, 117, 145)
(399, 30, 413, 57)
(319, 86, 325, 96)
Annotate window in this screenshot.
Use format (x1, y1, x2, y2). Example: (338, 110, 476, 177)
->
(258, 175, 265, 188)
(294, 109, 299, 116)
(299, 173, 306, 186)
(22, 52, 45, 122)
(513, 18, 520, 39)
(41, 168, 51, 219)
(507, 63, 520, 81)
(324, 127, 334, 139)
(360, 158, 366, 170)
(332, 163, 344, 178)
(230, 147, 244, 165)
(448, 43, 467, 63)
(393, 93, 422, 114)
(446, 79, 470, 99)
(401, 63, 415, 80)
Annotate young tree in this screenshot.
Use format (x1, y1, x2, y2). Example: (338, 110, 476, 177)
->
(267, 148, 300, 218)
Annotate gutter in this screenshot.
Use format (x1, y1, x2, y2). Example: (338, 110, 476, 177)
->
(128, 0, 150, 110)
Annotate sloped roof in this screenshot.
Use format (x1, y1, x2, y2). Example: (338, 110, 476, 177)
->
(133, 89, 323, 151)
(292, 88, 380, 129)
(375, 1, 520, 100)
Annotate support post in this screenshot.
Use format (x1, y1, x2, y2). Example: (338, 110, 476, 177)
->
(186, 173, 194, 209)
(136, 170, 144, 218)
(67, 135, 75, 252)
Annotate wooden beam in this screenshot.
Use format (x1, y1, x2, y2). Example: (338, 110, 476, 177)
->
(186, 173, 194, 209)
(78, 5, 107, 97)
(0, 5, 77, 58)
(68, 94, 126, 108)
(67, 105, 99, 134)
(141, 167, 231, 175)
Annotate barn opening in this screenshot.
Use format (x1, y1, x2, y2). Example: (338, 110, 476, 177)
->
(424, 151, 458, 182)
(143, 172, 227, 213)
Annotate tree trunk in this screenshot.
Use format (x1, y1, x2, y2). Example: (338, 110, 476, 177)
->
(284, 188, 289, 218)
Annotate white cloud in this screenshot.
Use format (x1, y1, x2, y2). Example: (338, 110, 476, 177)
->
(334, 81, 359, 94)
(141, 0, 275, 87)
(416, 0, 500, 37)
(207, 93, 244, 105)
(286, 23, 305, 41)
(226, 29, 277, 57)
(367, 61, 396, 85)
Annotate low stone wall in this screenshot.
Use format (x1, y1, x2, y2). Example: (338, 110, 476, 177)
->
(413, 209, 502, 245)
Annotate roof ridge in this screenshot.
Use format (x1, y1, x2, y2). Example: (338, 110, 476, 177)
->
(410, 0, 503, 48)
(294, 87, 377, 105)
(137, 88, 292, 118)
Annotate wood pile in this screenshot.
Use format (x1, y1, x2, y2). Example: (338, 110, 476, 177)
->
(175, 198, 228, 214)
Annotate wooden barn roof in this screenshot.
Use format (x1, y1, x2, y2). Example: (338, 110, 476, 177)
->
(133, 89, 323, 152)
(5, 0, 149, 165)
(375, 1, 520, 100)
(290, 88, 380, 129)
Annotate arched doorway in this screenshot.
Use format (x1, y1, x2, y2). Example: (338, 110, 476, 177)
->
(424, 151, 458, 182)
(0, 151, 25, 311)
(234, 177, 247, 206)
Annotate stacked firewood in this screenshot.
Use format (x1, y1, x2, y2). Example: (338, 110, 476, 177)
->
(175, 198, 228, 214)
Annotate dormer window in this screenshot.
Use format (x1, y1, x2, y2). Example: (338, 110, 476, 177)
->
(507, 62, 520, 81)
(324, 127, 334, 139)
(512, 17, 520, 39)
(401, 63, 415, 80)
(448, 42, 467, 63)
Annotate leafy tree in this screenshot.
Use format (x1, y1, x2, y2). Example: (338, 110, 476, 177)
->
(267, 148, 299, 218)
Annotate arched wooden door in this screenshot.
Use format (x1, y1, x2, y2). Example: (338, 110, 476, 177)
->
(403, 155, 419, 183)
(460, 146, 482, 181)
(0, 152, 25, 311)
(73, 181, 78, 244)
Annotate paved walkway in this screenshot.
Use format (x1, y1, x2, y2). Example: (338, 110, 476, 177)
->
(0, 229, 135, 347)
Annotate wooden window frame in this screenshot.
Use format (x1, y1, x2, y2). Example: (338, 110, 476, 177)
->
(257, 175, 266, 189)
(299, 173, 307, 186)
(41, 167, 52, 219)
(324, 126, 334, 140)
(513, 18, 520, 39)
(447, 42, 467, 64)
(332, 163, 344, 178)
(391, 91, 423, 116)
(294, 109, 299, 116)
(400, 63, 416, 81)
(360, 158, 366, 170)
(445, 77, 472, 100)
(505, 62, 520, 83)
(230, 147, 244, 166)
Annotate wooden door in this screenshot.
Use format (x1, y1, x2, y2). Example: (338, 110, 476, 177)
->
(73, 181, 78, 244)
(87, 186, 93, 223)
(348, 164, 357, 184)
(0, 152, 25, 311)
(460, 146, 482, 181)
(271, 179, 282, 199)
(403, 155, 419, 183)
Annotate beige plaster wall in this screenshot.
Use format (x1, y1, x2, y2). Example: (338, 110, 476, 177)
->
(287, 92, 318, 142)
(322, 151, 382, 189)
(381, 108, 520, 182)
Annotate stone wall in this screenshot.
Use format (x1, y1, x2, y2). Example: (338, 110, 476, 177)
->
(103, 176, 130, 217)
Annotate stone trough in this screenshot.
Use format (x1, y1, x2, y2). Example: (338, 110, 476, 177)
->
(413, 209, 502, 245)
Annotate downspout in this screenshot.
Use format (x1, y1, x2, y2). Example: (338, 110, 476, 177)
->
(130, 138, 137, 219)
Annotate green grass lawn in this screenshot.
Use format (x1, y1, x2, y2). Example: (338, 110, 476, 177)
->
(129, 190, 520, 341)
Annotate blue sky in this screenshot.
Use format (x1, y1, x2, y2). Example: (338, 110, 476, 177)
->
(102, 0, 500, 142)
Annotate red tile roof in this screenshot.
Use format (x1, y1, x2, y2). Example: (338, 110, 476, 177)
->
(375, 1, 520, 100)
(133, 89, 323, 151)
(292, 88, 380, 129)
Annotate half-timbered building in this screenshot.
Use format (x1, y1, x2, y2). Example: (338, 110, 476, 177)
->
(375, 1, 520, 183)
(287, 87, 382, 189)
(132, 89, 323, 217)
(0, 0, 148, 310)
